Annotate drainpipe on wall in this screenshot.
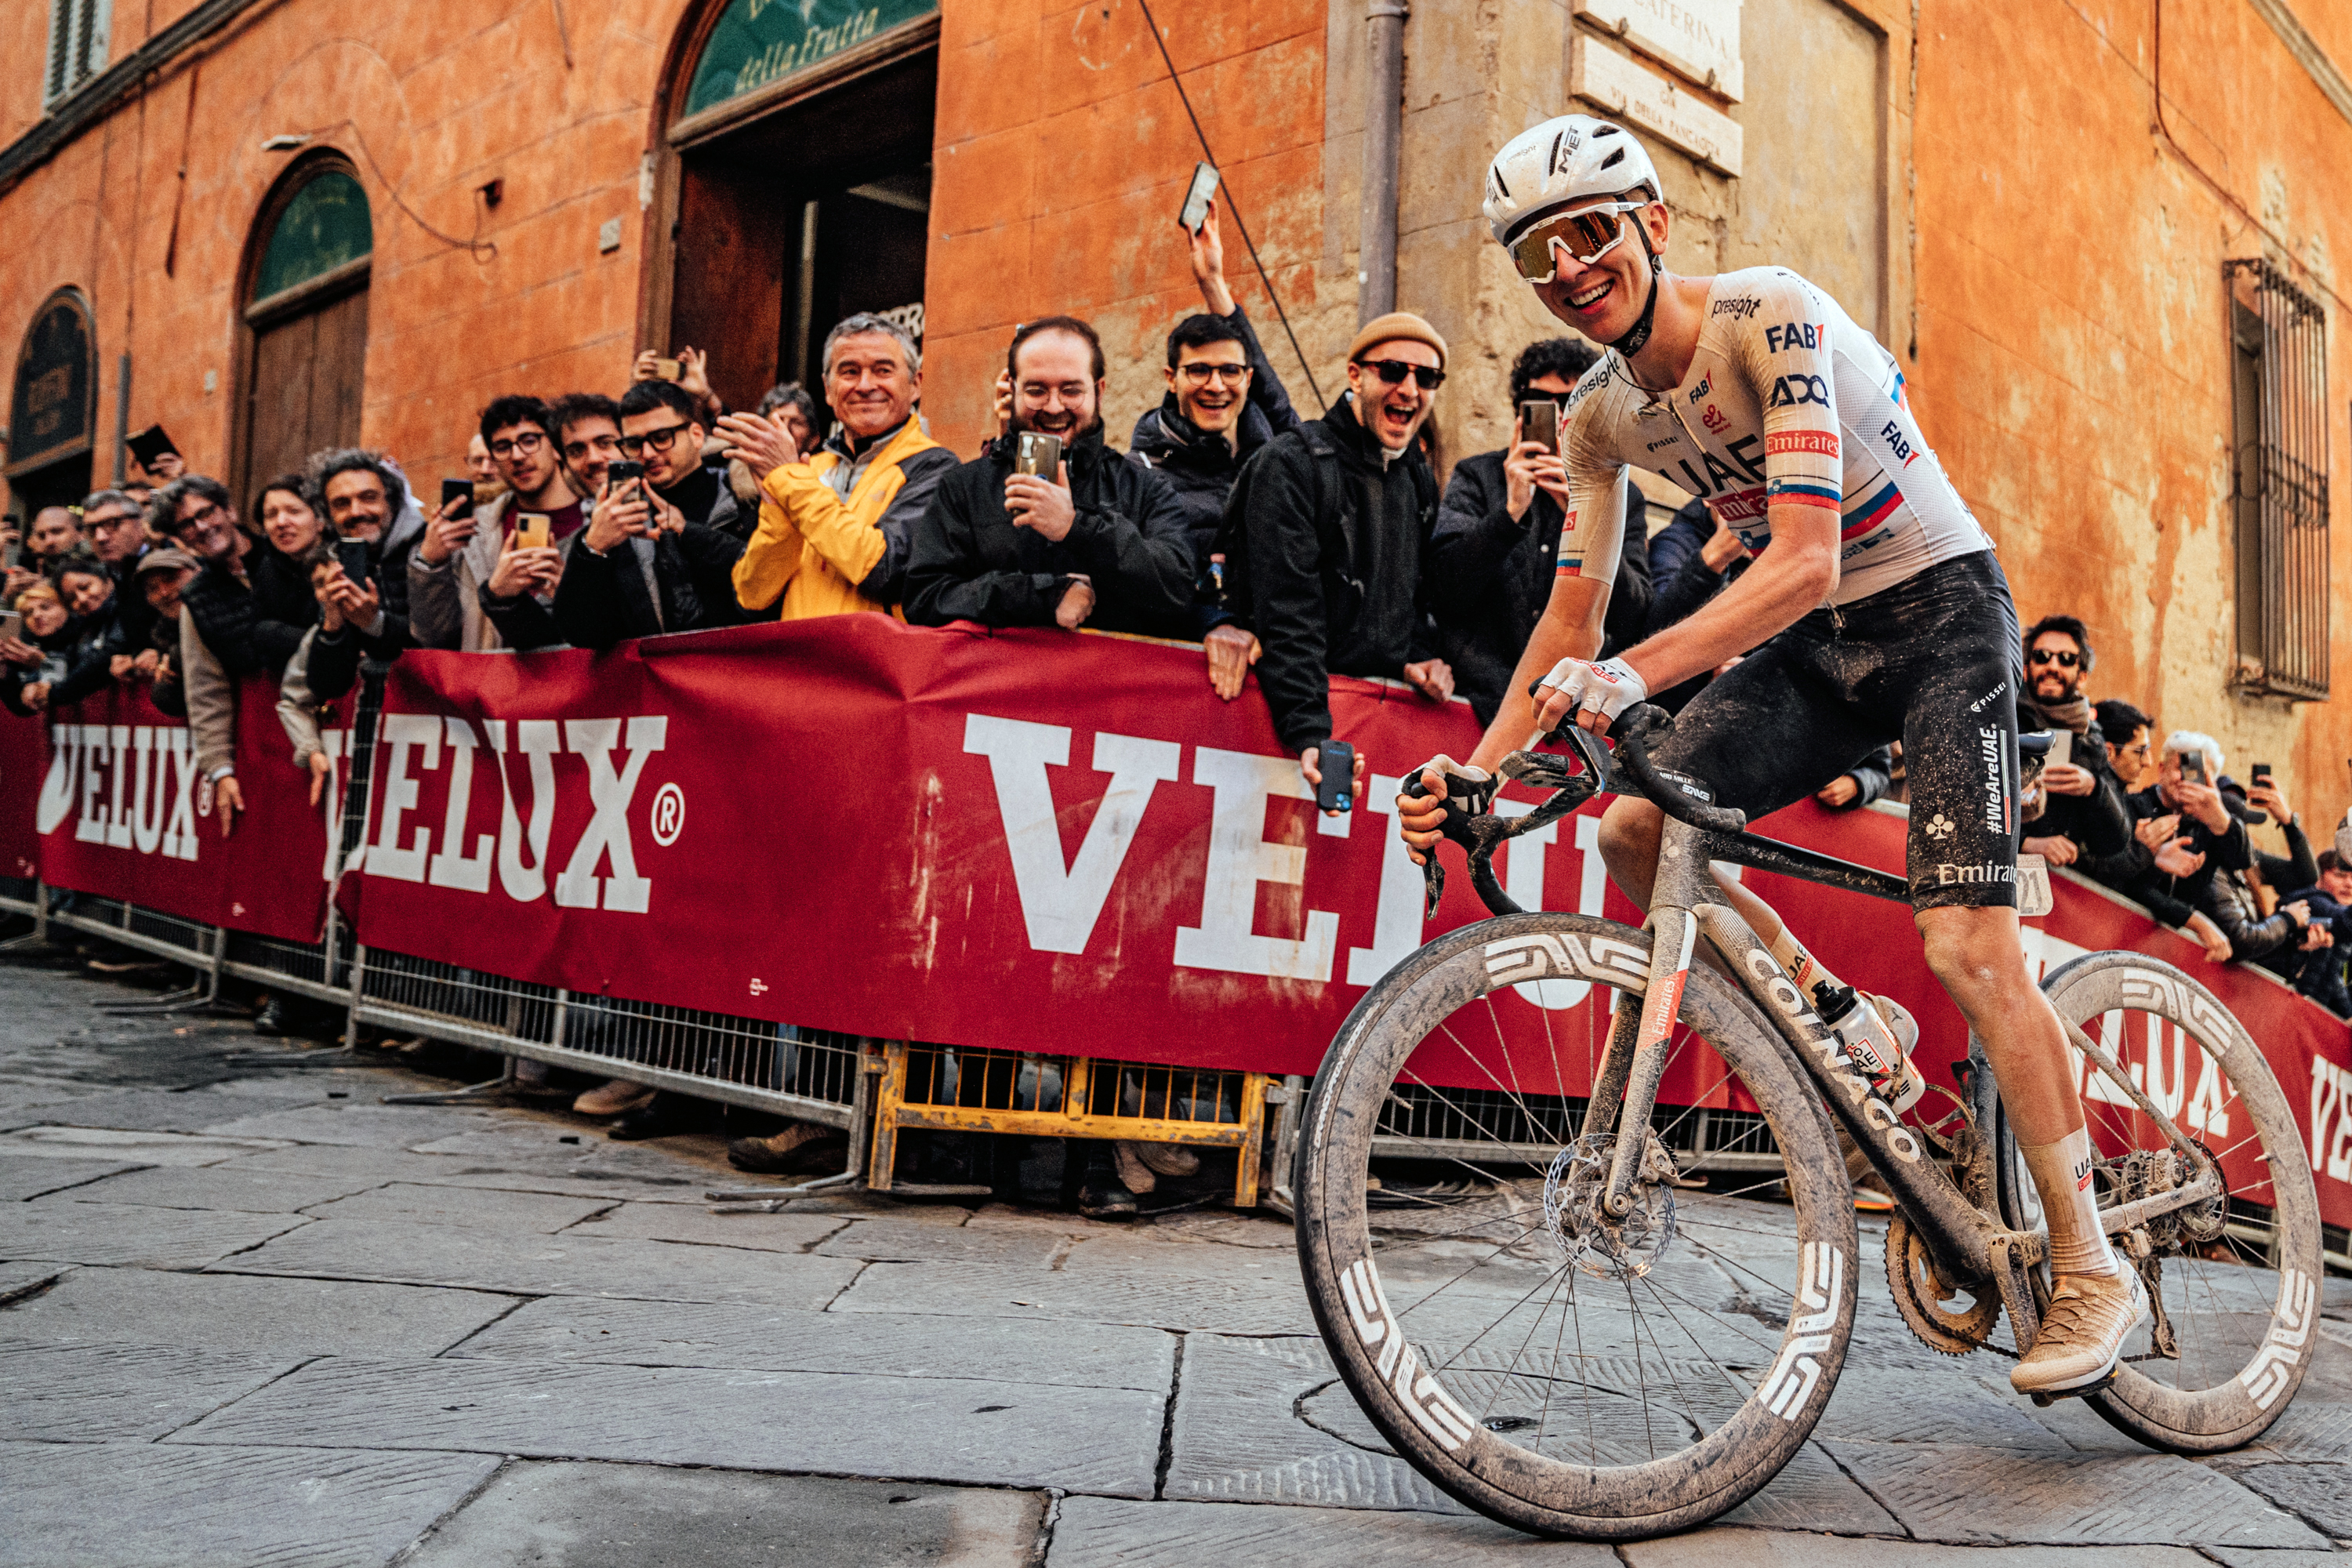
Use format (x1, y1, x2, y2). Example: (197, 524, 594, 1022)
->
(1358, 0, 1406, 324)
(113, 353, 131, 485)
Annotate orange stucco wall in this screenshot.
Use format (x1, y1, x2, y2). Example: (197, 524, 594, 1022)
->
(1911, 0, 2350, 815)
(921, 0, 1334, 457)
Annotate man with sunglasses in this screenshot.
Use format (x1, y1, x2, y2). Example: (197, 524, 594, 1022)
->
(617, 379, 739, 536)
(1398, 114, 2151, 1399)
(2016, 614, 2129, 871)
(411, 394, 587, 651)
(1221, 311, 1454, 811)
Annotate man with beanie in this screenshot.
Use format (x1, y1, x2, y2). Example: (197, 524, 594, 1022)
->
(1224, 312, 1455, 810)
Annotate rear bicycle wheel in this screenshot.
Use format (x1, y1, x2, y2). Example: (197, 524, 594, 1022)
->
(1998, 951, 2324, 1452)
(1294, 912, 1857, 1540)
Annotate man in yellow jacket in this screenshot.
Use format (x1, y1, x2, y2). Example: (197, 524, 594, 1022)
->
(720, 314, 958, 622)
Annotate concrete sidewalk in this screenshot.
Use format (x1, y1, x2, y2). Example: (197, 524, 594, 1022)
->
(2, 955, 2348, 1565)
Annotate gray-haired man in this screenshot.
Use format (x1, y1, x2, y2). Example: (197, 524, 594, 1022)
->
(719, 311, 957, 619)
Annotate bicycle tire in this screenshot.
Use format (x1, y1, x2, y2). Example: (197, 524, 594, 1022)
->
(1294, 911, 1857, 1540)
(1998, 951, 2323, 1453)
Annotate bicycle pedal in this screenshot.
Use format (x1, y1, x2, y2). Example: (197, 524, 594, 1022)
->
(2027, 1370, 2119, 1407)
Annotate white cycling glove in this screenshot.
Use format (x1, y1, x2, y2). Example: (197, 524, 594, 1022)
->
(1405, 755, 1496, 817)
(1537, 655, 1647, 725)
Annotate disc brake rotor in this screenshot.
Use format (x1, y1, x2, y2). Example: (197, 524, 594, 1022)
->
(1886, 1210, 1999, 1355)
(1542, 1131, 1678, 1279)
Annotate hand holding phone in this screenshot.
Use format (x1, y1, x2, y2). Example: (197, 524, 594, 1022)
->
(2180, 748, 2208, 786)
(441, 477, 475, 520)
(1518, 399, 1560, 456)
(512, 514, 554, 552)
(1314, 739, 1357, 814)
(1178, 162, 1221, 235)
(335, 539, 372, 586)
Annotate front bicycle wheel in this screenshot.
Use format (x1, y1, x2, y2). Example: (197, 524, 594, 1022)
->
(2001, 951, 2324, 1453)
(1294, 912, 1857, 1540)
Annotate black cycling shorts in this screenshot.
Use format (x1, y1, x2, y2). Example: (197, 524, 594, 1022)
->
(1646, 550, 2024, 911)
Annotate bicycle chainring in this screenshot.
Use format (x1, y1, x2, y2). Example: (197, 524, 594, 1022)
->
(1886, 1210, 2000, 1355)
(1542, 1131, 1679, 1279)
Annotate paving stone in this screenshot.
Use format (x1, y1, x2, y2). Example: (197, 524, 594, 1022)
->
(453, 1296, 1174, 1391)
(201, 1102, 503, 1149)
(24, 1087, 320, 1134)
(0, 1125, 289, 1163)
(1715, 1439, 1902, 1534)
(1046, 1496, 1599, 1565)
(67, 1163, 381, 1214)
(1165, 1332, 1465, 1512)
(0, 1260, 68, 1303)
(830, 1258, 1318, 1334)
(2228, 1461, 2352, 1538)
(222, 1216, 865, 1305)
(2198, 1551, 2352, 1568)
(408, 1124, 737, 1181)
(1620, 1529, 2219, 1566)
(0, 1199, 306, 1267)
(2235, 1399, 2352, 1463)
(177, 1355, 1163, 1495)
(1820, 1439, 2330, 1548)
(0, 1153, 146, 1200)
(0, 1439, 500, 1567)
(4, 1265, 521, 1358)
(0, 1341, 301, 1439)
(815, 1218, 1065, 1265)
(568, 1201, 846, 1251)
(1128, 1210, 1305, 1250)
(406, 1461, 1043, 1566)
(1815, 1367, 2070, 1449)
(302, 1181, 618, 1232)
(223, 1142, 710, 1203)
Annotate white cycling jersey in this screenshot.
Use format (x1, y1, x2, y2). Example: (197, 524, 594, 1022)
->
(1557, 265, 1991, 604)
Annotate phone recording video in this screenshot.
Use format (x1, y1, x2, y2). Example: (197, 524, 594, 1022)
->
(441, 477, 474, 519)
(1519, 399, 1560, 456)
(335, 539, 372, 587)
(1014, 432, 1062, 478)
(1178, 162, 1221, 234)
(513, 514, 553, 552)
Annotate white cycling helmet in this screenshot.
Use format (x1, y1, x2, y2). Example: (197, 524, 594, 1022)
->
(1482, 114, 1661, 247)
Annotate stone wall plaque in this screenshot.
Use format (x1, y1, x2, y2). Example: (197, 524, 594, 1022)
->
(1570, 34, 1744, 176)
(1573, 0, 1744, 101)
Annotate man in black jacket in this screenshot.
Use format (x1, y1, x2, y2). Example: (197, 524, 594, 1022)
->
(1229, 312, 1454, 809)
(307, 449, 425, 702)
(2087, 728, 2251, 960)
(1130, 210, 1305, 657)
(619, 379, 739, 536)
(2016, 615, 2131, 871)
(553, 469, 749, 649)
(906, 316, 1193, 637)
(1426, 338, 1653, 725)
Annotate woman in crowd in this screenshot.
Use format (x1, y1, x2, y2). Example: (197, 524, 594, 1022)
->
(1, 579, 78, 714)
(247, 476, 328, 677)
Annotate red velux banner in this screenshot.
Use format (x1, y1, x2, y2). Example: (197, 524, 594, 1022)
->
(16, 681, 333, 943)
(3, 618, 2350, 1225)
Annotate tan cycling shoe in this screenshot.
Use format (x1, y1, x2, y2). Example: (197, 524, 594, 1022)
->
(2010, 1267, 2151, 1396)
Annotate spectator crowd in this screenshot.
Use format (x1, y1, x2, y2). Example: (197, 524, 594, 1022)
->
(5, 206, 2350, 1216)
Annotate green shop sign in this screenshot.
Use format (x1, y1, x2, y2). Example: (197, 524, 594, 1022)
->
(684, 0, 937, 118)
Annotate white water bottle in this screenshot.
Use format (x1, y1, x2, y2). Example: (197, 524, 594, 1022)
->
(1821, 987, 1924, 1115)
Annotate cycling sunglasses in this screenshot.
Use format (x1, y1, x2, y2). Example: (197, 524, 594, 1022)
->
(1359, 359, 1446, 390)
(1505, 199, 1650, 285)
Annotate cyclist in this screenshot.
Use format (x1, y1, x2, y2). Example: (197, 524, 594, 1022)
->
(1396, 114, 2146, 1397)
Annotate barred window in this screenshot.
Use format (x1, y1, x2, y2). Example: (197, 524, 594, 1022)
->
(2227, 259, 2330, 700)
(44, 0, 112, 106)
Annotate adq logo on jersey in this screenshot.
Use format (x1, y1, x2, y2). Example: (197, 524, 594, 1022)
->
(1768, 375, 1830, 409)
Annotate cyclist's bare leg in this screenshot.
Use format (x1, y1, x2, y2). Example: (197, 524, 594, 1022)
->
(1595, 795, 1795, 961)
(1914, 906, 2081, 1146)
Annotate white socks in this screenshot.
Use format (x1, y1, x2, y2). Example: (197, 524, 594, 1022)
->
(2019, 1127, 2121, 1277)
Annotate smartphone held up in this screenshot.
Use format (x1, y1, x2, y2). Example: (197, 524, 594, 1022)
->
(1014, 432, 1062, 478)
(1178, 162, 1221, 234)
(1518, 398, 1560, 456)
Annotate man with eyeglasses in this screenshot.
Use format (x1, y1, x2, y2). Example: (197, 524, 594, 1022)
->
(147, 475, 258, 835)
(617, 380, 739, 536)
(81, 488, 158, 649)
(303, 448, 424, 707)
(410, 396, 577, 652)
(1214, 310, 1454, 813)
(1399, 113, 2153, 1399)
(906, 315, 1193, 648)
(2016, 614, 2129, 873)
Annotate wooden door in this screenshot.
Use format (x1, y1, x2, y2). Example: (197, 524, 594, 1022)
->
(241, 285, 368, 492)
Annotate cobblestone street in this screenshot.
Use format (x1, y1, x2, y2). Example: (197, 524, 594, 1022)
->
(5, 955, 2352, 1566)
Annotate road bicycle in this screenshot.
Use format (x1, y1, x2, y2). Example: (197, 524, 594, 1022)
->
(1292, 704, 2321, 1539)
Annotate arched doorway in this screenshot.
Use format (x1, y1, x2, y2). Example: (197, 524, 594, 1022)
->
(646, 0, 938, 418)
(236, 159, 372, 502)
(5, 287, 97, 524)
